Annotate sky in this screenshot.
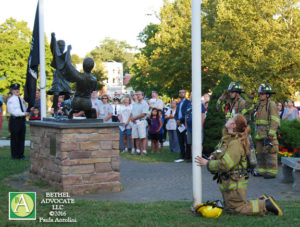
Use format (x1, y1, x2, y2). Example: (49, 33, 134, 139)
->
(0, 0, 163, 57)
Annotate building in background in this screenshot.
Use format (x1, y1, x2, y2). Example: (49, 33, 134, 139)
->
(123, 73, 134, 95)
(103, 61, 123, 96)
(102, 61, 133, 96)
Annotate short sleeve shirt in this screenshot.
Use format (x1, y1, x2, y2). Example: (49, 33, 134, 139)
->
(91, 99, 103, 114)
(99, 103, 113, 122)
(150, 98, 164, 110)
(119, 105, 132, 124)
(131, 100, 149, 120)
(165, 108, 177, 130)
(282, 107, 299, 120)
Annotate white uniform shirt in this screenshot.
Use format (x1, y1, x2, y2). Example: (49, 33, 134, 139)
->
(7, 95, 27, 117)
(111, 104, 121, 117)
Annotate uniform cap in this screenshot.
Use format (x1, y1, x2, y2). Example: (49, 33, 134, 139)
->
(10, 83, 20, 90)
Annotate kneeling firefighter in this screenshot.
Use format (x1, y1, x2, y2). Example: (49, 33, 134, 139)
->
(195, 114, 282, 216)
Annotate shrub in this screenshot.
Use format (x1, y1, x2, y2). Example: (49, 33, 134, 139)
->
(203, 75, 232, 155)
(278, 119, 300, 157)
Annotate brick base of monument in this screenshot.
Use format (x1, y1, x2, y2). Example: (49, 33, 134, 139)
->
(29, 120, 121, 195)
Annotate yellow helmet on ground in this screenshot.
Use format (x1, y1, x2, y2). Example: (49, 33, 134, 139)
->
(195, 200, 223, 218)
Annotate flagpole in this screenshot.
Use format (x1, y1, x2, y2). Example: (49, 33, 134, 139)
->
(192, 0, 202, 207)
(39, 0, 46, 119)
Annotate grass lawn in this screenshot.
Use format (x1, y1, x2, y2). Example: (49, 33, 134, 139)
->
(0, 147, 300, 226)
(0, 117, 30, 140)
(120, 146, 179, 163)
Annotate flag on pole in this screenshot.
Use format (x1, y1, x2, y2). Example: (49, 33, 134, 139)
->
(24, 3, 39, 112)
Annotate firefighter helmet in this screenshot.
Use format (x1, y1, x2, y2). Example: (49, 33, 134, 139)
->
(258, 83, 275, 94)
(195, 200, 223, 218)
(227, 82, 244, 93)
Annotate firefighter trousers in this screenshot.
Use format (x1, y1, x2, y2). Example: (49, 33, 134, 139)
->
(222, 188, 266, 216)
(256, 139, 278, 177)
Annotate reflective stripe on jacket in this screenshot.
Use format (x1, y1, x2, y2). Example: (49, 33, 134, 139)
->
(208, 129, 248, 192)
(254, 99, 279, 139)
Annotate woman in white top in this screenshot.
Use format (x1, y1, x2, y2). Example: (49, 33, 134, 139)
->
(99, 94, 113, 122)
(165, 100, 180, 153)
(119, 96, 133, 152)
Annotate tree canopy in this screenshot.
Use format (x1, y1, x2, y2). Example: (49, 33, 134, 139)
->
(202, 0, 300, 101)
(0, 18, 53, 96)
(88, 37, 135, 74)
(87, 37, 136, 90)
(128, 0, 300, 100)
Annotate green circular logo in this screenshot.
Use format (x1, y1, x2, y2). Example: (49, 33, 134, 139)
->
(11, 194, 34, 217)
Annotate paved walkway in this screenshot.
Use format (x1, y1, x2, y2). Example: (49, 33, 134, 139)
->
(76, 158, 299, 202)
(3, 142, 299, 202)
(0, 140, 30, 146)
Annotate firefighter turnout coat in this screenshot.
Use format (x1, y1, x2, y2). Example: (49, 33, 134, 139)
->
(216, 95, 252, 121)
(207, 128, 266, 215)
(253, 98, 280, 177)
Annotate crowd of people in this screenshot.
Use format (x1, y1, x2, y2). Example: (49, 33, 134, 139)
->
(0, 81, 299, 217)
(83, 90, 209, 162)
(1, 82, 298, 163)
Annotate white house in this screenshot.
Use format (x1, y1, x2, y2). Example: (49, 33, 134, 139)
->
(102, 61, 123, 96)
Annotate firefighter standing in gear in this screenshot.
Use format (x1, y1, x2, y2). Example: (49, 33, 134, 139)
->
(196, 115, 282, 216)
(216, 82, 252, 121)
(248, 84, 280, 179)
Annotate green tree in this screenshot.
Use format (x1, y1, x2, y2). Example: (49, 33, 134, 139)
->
(128, 24, 162, 97)
(71, 54, 81, 66)
(129, 0, 217, 98)
(130, 0, 300, 99)
(0, 18, 53, 96)
(203, 75, 232, 155)
(88, 37, 135, 74)
(92, 59, 107, 90)
(129, 0, 192, 98)
(201, 0, 300, 101)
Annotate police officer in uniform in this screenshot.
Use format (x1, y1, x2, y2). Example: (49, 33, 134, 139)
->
(196, 115, 282, 216)
(248, 84, 280, 178)
(7, 83, 29, 160)
(216, 82, 252, 121)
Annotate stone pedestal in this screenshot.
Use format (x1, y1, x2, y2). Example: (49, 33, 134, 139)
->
(29, 119, 121, 194)
(281, 157, 300, 192)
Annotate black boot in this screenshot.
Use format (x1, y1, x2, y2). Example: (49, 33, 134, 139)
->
(265, 198, 283, 216)
(259, 194, 275, 200)
(258, 194, 268, 200)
